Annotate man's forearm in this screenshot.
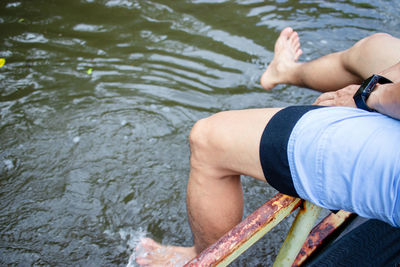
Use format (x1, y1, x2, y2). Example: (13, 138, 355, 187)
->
(368, 82, 400, 120)
(378, 61, 400, 83)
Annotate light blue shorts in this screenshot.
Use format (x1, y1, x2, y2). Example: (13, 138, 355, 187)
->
(288, 107, 400, 227)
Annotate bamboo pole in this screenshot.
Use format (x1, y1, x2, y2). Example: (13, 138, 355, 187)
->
(273, 201, 322, 267)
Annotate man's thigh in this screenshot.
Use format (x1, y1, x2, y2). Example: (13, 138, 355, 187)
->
(193, 108, 282, 182)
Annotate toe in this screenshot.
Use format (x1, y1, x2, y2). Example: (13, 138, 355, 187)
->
(280, 27, 294, 39)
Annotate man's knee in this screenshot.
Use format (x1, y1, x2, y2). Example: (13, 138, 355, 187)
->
(353, 33, 395, 53)
(189, 116, 213, 170)
(344, 33, 400, 77)
(364, 32, 392, 40)
(189, 113, 227, 173)
(364, 32, 394, 43)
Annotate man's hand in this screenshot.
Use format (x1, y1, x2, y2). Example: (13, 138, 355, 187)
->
(313, 84, 359, 107)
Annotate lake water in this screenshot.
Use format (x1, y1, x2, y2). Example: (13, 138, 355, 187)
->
(1, 0, 399, 266)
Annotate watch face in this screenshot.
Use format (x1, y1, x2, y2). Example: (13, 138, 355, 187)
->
(361, 76, 376, 96)
(362, 74, 393, 96)
(353, 74, 393, 112)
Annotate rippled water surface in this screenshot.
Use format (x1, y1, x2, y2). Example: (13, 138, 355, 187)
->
(1, 0, 399, 266)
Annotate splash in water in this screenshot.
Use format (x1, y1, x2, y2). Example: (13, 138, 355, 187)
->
(121, 228, 147, 267)
(134, 237, 196, 267)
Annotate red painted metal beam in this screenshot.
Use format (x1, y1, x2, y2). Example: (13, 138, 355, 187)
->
(292, 210, 354, 266)
(185, 193, 301, 266)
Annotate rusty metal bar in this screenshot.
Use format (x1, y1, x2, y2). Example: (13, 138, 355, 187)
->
(184, 193, 301, 267)
(292, 210, 353, 266)
(273, 201, 322, 267)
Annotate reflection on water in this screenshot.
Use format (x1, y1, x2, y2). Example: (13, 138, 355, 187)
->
(0, 0, 399, 265)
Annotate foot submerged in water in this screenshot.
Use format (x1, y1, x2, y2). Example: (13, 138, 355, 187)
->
(260, 27, 303, 90)
(135, 238, 197, 267)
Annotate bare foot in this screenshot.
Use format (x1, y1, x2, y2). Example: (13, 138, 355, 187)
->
(260, 27, 303, 90)
(135, 238, 197, 267)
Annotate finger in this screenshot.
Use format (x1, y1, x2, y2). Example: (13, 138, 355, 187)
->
(313, 97, 325, 105)
(314, 99, 334, 106)
(313, 93, 335, 105)
(321, 91, 336, 100)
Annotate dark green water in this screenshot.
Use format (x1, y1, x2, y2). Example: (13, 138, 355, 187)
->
(0, 0, 399, 266)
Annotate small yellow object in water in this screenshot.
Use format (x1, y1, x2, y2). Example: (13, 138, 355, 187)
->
(18, 18, 24, 23)
(0, 58, 5, 68)
(87, 68, 93, 75)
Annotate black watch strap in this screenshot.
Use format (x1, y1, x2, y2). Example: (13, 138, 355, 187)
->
(353, 74, 392, 111)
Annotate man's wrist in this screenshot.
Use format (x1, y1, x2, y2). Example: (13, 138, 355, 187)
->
(365, 89, 379, 111)
(353, 74, 392, 112)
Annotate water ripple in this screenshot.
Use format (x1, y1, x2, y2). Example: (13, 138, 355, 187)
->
(11, 32, 48, 43)
(1, 0, 399, 266)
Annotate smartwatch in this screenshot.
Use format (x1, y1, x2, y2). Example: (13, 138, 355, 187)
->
(353, 74, 392, 112)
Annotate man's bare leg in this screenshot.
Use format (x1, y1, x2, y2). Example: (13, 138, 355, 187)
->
(261, 28, 400, 92)
(136, 108, 281, 266)
(135, 238, 196, 266)
(260, 27, 303, 90)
